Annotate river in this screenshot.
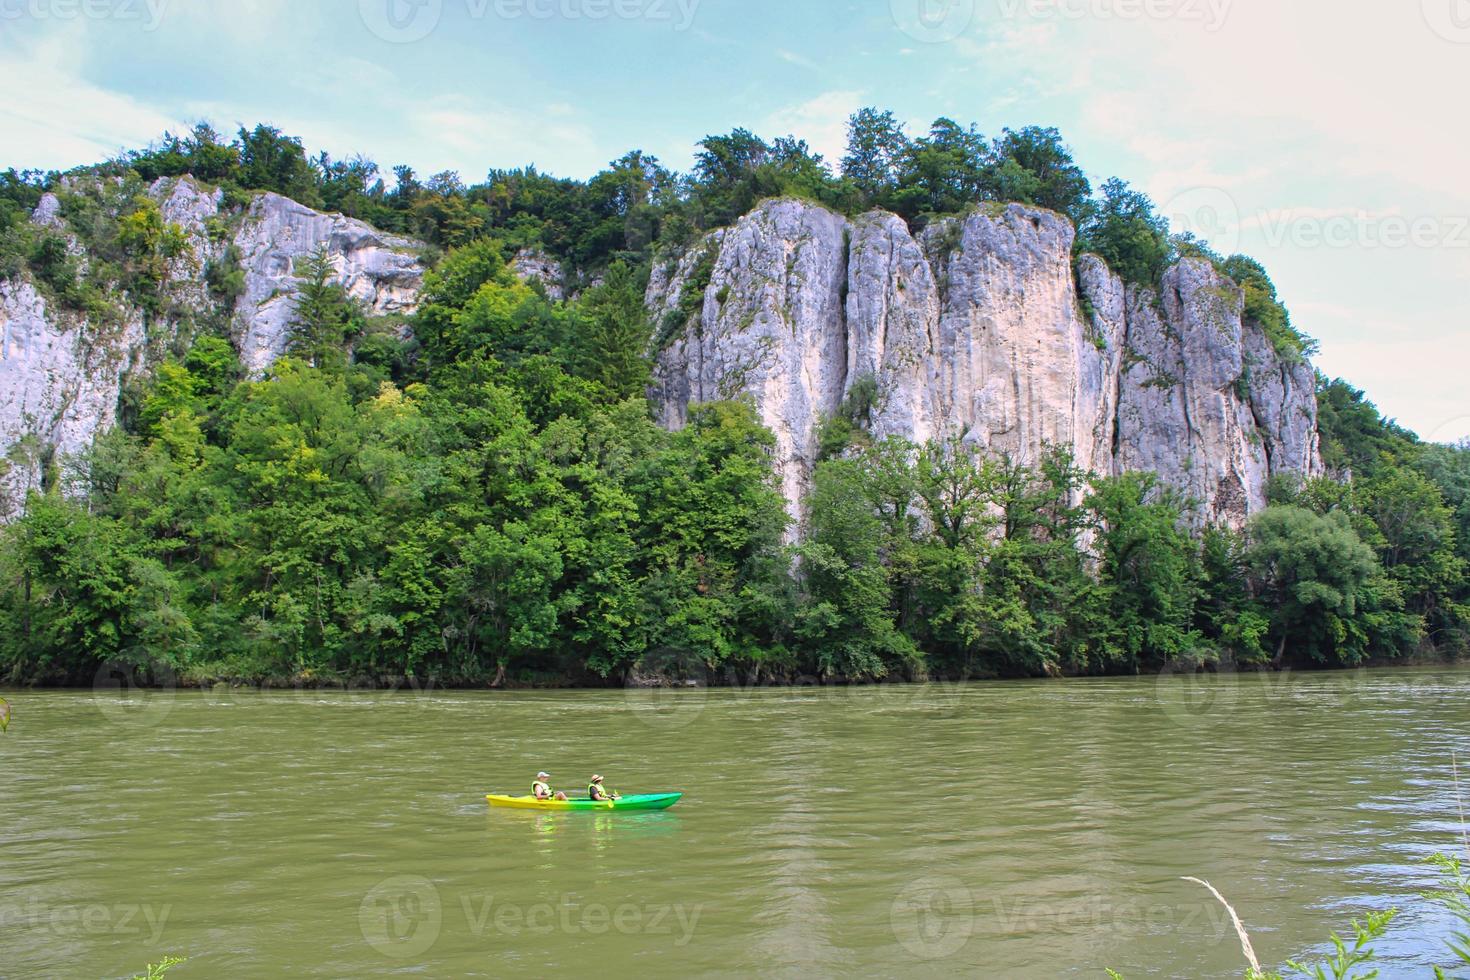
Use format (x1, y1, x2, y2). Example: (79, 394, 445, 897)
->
(2, 668, 1468, 978)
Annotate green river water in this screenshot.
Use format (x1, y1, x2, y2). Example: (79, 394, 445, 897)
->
(3, 668, 1469, 978)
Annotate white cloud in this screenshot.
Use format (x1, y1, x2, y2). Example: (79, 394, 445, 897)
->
(0, 25, 179, 170)
(763, 90, 866, 167)
(775, 48, 820, 70)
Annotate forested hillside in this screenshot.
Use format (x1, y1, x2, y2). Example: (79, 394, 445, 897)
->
(1, 114, 1466, 686)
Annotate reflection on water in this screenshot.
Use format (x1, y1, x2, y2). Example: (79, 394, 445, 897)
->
(1, 668, 1468, 977)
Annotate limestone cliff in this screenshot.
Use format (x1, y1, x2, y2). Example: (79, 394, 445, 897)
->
(1, 185, 1320, 528)
(650, 198, 1321, 527)
(0, 177, 424, 507)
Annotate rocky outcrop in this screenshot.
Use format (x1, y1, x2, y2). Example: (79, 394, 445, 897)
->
(651, 198, 1322, 527)
(0, 280, 145, 513)
(232, 192, 422, 373)
(0, 177, 427, 510)
(2, 184, 1322, 529)
(511, 248, 565, 301)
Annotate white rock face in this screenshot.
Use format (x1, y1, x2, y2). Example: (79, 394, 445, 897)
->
(1, 184, 1323, 531)
(29, 193, 63, 229)
(0, 281, 145, 510)
(232, 192, 423, 374)
(511, 248, 565, 301)
(651, 198, 1322, 527)
(0, 177, 428, 514)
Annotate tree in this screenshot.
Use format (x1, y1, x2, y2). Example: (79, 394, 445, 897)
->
(1220, 254, 1315, 360)
(1078, 178, 1172, 286)
(986, 126, 1092, 225)
(1087, 473, 1201, 669)
(842, 107, 910, 199)
(800, 449, 917, 679)
(577, 261, 651, 400)
(0, 495, 195, 683)
(288, 247, 364, 370)
(236, 124, 319, 203)
(889, 118, 991, 220)
(1244, 506, 1380, 665)
(184, 123, 240, 182)
(630, 401, 792, 677)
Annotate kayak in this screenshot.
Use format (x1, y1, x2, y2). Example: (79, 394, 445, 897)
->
(486, 792, 683, 812)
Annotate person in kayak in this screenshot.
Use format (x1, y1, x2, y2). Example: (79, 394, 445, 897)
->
(533, 772, 568, 801)
(588, 775, 620, 802)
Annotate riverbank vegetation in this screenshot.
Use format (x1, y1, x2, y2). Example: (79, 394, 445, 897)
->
(1111, 851, 1470, 979)
(1, 113, 1466, 686)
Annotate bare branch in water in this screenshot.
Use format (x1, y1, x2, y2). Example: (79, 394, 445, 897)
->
(1454, 751, 1470, 861)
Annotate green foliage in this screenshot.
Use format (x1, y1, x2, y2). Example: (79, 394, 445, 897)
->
(1279, 908, 1397, 980)
(1088, 473, 1202, 669)
(289, 246, 365, 371)
(1077, 178, 1173, 286)
(5, 114, 1470, 685)
(130, 956, 187, 980)
(204, 244, 246, 304)
(842, 107, 908, 198)
(577, 261, 652, 400)
(798, 439, 1110, 679)
(1221, 254, 1317, 360)
(985, 126, 1092, 225)
(10, 112, 1305, 347)
(1316, 377, 1418, 477)
(1244, 506, 1380, 665)
(654, 243, 716, 352)
(0, 494, 196, 683)
(1425, 853, 1470, 970)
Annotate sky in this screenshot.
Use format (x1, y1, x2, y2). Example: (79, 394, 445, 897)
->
(2, 0, 1467, 441)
